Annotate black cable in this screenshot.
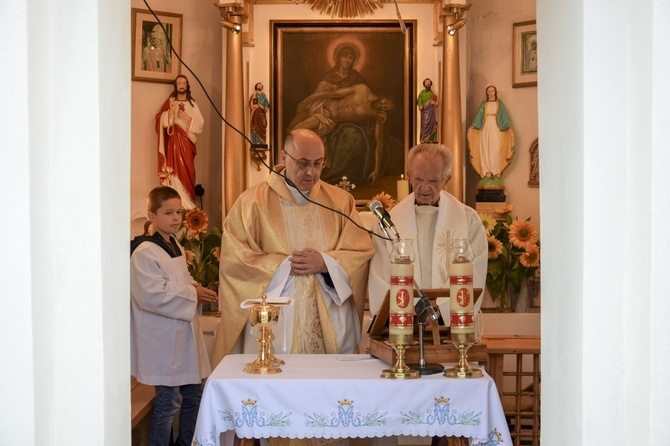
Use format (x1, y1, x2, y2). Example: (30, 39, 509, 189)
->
(142, 0, 393, 242)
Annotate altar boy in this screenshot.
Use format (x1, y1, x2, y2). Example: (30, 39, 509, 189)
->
(130, 186, 217, 446)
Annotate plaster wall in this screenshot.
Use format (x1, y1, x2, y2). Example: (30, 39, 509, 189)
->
(466, 0, 539, 227)
(130, 0, 223, 228)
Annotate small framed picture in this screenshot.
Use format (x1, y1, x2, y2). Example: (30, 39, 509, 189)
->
(512, 20, 537, 88)
(131, 8, 182, 83)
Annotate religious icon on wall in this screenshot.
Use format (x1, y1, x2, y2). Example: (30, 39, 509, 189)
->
(272, 21, 416, 201)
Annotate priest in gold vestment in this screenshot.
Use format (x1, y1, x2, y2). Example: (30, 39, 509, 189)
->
(212, 129, 375, 367)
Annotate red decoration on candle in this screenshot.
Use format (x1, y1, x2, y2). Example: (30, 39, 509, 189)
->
(390, 276, 413, 285)
(449, 275, 473, 285)
(450, 312, 474, 326)
(395, 288, 410, 309)
(390, 313, 415, 327)
(454, 288, 471, 307)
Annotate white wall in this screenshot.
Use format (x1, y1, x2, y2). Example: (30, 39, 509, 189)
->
(539, 0, 670, 444)
(1, 0, 130, 444)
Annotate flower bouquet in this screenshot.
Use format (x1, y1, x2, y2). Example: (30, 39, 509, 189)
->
(480, 211, 540, 312)
(177, 208, 222, 313)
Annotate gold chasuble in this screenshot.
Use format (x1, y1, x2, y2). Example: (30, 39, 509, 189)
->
(211, 167, 374, 367)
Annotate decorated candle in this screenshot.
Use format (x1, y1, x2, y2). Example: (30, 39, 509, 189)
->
(389, 260, 414, 344)
(397, 175, 409, 201)
(449, 239, 475, 343)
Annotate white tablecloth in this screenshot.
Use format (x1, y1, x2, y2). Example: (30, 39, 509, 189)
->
(193, 354, 511, 446)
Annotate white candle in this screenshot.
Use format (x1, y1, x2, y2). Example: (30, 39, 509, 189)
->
(389, 261, 414, 343)
(397, 175, 409, 201)
(449, 261, 475, 340)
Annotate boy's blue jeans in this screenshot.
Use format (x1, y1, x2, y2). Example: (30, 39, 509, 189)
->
(149, 380, 205, 446)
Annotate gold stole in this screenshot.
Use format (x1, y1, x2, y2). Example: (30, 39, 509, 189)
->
(279, 197, 338, 354)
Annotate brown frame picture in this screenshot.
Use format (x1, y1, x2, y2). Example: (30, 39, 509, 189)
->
(131, 8, 182, 83)
(271, 20, 416, 201)
(512, 20, 537, 88)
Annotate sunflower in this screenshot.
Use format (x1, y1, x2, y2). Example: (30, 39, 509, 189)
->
(494, 203, 515, 215)
(488, 236, 503, 259)
(184, 208, 208, 235)
(371, 191, 396, 211)
(212, 247, 221, 261)
(509, 219, 539, 249)
(184, 250, 196, 266)
(480, 213, 496, 236)
(520, 245, 540, 268)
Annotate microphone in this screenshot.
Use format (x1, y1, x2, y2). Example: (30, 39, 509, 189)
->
(369, 200, 400, 240)
(413, 283, 438, 321)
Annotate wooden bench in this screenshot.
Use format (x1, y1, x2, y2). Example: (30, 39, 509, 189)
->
(482, 335, 541, 446)
(131, 376, 155, 446)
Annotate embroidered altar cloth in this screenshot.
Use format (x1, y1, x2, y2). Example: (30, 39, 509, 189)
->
(193, 354, 511, 446)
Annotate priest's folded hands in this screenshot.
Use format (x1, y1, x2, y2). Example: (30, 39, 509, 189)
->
(289, 247, 327, 275)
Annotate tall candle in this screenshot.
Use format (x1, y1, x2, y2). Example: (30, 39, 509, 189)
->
(397, 175, 409, 201)
(449, 260, 475, 343)
(389, 261, 414, 344)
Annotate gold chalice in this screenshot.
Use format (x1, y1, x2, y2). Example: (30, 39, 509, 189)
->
(244, 294, 282, 374)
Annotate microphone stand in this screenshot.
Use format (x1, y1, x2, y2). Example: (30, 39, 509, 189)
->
(411, 287, 444, 375)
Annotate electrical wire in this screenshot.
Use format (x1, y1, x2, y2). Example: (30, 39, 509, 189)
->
(142, 0, 394, 242)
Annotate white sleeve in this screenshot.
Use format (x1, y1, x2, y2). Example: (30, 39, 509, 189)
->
(318, 253, 352, 305)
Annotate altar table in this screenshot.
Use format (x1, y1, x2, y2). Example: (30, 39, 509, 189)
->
(193, 354, 512, 446)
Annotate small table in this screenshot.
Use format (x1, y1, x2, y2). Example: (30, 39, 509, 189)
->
(193, 354, 512, 446)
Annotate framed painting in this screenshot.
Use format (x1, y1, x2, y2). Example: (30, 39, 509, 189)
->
(512, 20, 537, 88)
(132, 8, 182, 83)
(271, 21, 416, 202)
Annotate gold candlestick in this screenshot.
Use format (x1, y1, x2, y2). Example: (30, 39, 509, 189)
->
(444, 332, 482, 378)
(244, 294, 282, 374)
(382, 239, 420, 379)
(381, 339, 420, 379)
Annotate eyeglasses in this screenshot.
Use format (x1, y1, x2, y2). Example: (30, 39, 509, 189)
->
(284, 151, 325, 170)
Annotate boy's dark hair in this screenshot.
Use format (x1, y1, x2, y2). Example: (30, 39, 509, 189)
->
(147, 186, 180, 214)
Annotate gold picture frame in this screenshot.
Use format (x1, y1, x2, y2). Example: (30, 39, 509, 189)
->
(131, 8, 182, 83)
(512, 20, 537, 88)
(271, 20, 416, 201)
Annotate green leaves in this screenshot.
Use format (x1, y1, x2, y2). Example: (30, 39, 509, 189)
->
(178, 211, 221, 288)
(485, 215, 539, 304)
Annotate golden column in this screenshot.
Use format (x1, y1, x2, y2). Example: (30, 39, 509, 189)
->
(440, 2, 469, 202)
(217, 3, 248, 215)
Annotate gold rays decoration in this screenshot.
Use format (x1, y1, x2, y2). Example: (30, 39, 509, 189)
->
(304, 0, 387, 18)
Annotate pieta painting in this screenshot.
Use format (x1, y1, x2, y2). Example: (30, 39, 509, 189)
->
(271, 21, 416, 201)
